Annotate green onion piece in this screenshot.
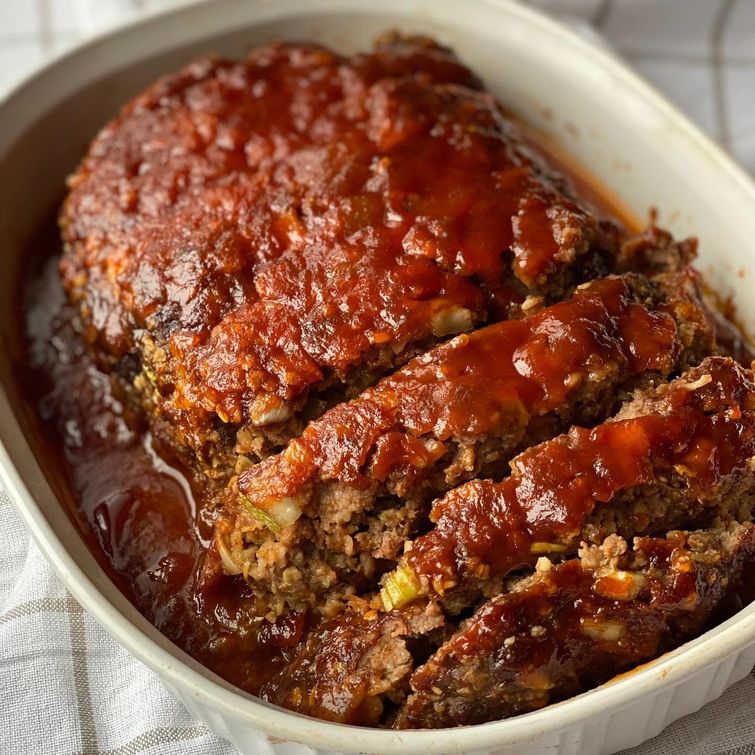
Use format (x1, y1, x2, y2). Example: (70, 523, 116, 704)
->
(529, 541, 568, 554)
(240, 496, 281, 534)
(380, 565, 422, 611)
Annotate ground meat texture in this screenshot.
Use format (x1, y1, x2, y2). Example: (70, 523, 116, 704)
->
(213, 271, 715, 618)
(384, 357, 755, 612)
(615, 224, 697, 275)
(260, 600, 445, 725)
(395, 522, 755, 728)
(59, 35, 630, 481)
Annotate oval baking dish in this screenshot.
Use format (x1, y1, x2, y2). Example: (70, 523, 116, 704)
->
(1, 1, 754, 753)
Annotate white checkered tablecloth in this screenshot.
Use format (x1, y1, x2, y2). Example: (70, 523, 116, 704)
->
(2, 2, 755, 754)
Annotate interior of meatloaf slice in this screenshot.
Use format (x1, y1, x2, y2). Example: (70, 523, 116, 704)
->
(394, 521, 755, 729)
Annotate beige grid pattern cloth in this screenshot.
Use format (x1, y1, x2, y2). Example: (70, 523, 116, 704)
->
(2, 1, 755, 753)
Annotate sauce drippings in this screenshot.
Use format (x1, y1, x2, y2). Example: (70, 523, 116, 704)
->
(24, 253, 293, 693)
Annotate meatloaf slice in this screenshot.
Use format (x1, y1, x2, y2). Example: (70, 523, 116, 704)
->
(213, 271, 715, 619)
(395, 522, 755, 728)
(383, 356, 755, 612)
(260, 599, 445, 726)
(60, 35, 628, 482)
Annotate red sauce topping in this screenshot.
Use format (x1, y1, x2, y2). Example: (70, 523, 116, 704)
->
(406, 357, 755, 596)
(237, 274, 688, 505)
(61, 37, 612, 437)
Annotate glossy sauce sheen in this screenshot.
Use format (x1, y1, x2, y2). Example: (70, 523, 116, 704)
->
(407, 358, 755, 597)
(237, 274, 684, 501)
(60, 37, 616, 444)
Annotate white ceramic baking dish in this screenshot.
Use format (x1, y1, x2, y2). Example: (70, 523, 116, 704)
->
(1, 1, 754, 753)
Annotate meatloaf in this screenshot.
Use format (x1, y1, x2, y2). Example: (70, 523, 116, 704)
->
(60, 35, 697, 483)
(396, 521, 755, 728)
(214, 271, 715, 619)
(262, 522, 755, 726)
(56, 32, 755, 732)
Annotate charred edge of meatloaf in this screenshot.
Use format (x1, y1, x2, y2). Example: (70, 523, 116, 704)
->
(616, 224, 697, 275)
(698, 289, 755, 367)
(612, 222, 754, 368)
(393, 521, 755, 729)
(623, 233, 754, 366)
(259, 599, 447, 727)
(384, 357, 755, 614)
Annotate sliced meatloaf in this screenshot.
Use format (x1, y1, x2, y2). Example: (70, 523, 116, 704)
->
(261, 523, 755, 726)
(382, 356, 755, 612)
(260, 599, 446, 726)
(214, 271, 715, 619)
(396, 522, 755, 728)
